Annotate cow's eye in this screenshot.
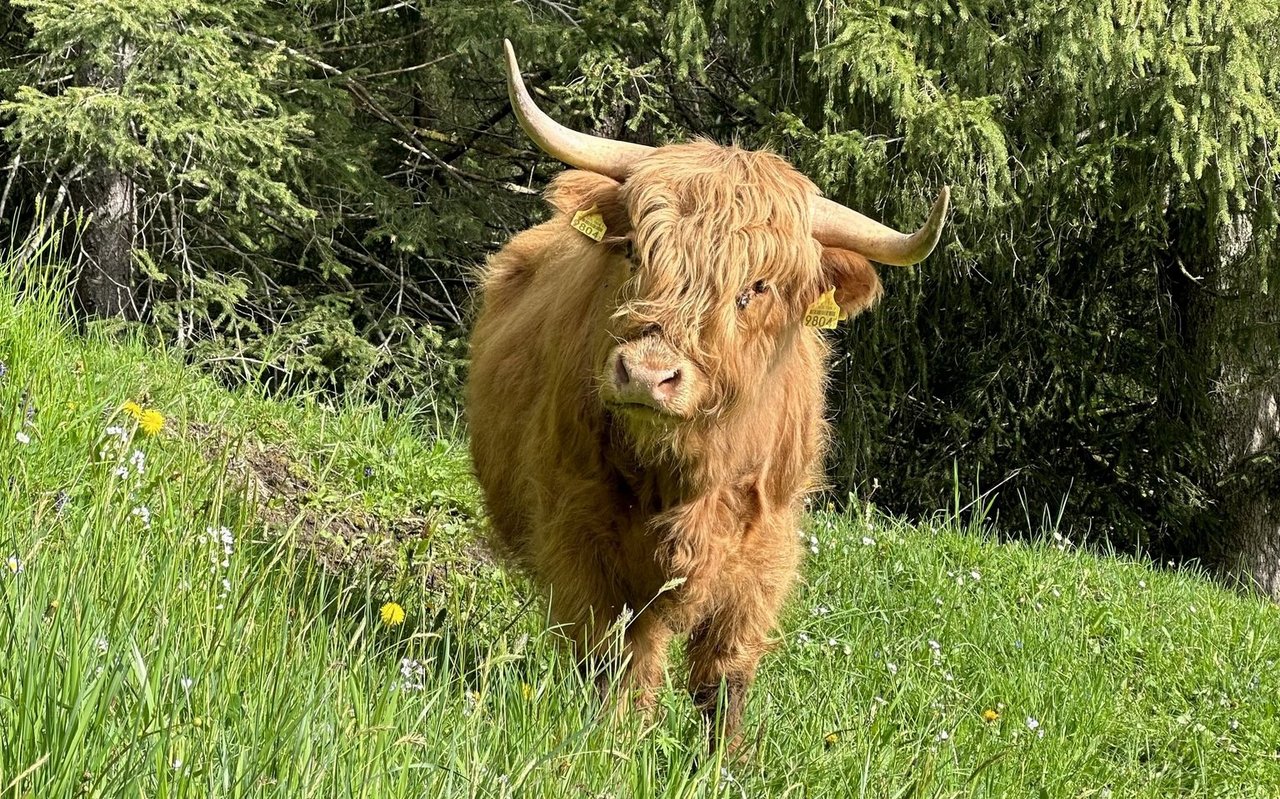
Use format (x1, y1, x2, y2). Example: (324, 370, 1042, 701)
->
(736, 280, 769, 312)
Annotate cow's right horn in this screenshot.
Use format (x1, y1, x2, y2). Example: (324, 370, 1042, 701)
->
(504, 39, 652, 181)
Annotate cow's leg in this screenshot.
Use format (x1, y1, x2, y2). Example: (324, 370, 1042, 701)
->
(685, 576, 790, 752)
(541, 548, 627, 679)
(686, 624, 759, 751)
(620, 611, 673, 710)
(540, 545, 673, 709)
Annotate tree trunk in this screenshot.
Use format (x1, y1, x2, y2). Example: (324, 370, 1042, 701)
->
(76, 166, 137, 319)
(1198, 216, 1280, 597)
(1217, 386, 1280, 595)
(74, 38, 139, 320)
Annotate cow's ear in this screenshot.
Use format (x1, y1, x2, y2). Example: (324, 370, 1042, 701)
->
(820, 246, 884, 318)
(545, 170, 631, 237)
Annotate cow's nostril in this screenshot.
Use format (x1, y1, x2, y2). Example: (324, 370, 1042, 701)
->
(610, 354, 684, 407)
(614, 354, 631, 386)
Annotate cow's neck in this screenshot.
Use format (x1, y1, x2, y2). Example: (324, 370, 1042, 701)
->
(606, 407, 762, 511)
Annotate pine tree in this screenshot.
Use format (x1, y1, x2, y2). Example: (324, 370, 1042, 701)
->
(2, 0, 312, 319)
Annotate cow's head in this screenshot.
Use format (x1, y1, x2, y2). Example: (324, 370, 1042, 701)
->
(503, 42, 948, 444)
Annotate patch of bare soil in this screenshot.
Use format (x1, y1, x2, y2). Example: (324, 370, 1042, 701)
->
(185, 421, 438, 578)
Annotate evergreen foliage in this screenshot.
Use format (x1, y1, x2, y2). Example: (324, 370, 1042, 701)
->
(554, 0, 1280, 561)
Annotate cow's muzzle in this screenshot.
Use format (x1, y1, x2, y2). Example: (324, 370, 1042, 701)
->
(602, 338, 694, 416)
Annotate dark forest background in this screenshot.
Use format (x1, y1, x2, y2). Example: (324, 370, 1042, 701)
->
(1, 0, 1277, 593)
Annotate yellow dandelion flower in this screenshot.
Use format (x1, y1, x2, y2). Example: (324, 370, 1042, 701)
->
(982, 708, 1000, 723)
(823, 731, 840, 749)
(521, 682, 533, 700)
(138, 409, 164, 436)
(122, 401, 143, 420)
(380, 601, 406, 626)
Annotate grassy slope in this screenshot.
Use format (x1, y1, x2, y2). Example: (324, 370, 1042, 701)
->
(2, 272, 1279, 798)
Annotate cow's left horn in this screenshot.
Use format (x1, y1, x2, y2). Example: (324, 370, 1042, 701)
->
(811, 187, 950, 266)
(504, 39, 652, 181)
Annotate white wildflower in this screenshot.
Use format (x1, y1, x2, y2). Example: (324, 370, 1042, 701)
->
(15, 431, 29, 445)
(204, 526, 235, 603)
(398, 658, 427, 691)
(205, 526, 234, 563)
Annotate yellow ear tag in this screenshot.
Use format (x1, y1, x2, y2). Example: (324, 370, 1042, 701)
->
(570, 205, 607, 242)
(803, 288, 845, 329)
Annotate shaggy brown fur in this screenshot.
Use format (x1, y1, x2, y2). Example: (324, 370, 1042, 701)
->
(467, 141, 885, 748)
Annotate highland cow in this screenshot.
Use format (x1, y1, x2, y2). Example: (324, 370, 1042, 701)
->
(467, 40, 949, 747)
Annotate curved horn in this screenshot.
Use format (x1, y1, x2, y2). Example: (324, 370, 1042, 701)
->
(503, 39, 652, 181)
(812, 187, 951, 266)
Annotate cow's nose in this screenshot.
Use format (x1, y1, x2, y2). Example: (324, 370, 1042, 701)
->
(614, 353, 683, 407)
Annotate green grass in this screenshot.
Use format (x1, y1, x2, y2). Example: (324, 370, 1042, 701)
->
(2, 261, 1280, 798)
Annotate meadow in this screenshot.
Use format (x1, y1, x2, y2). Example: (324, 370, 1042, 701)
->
(3, 260, 1280, 798)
